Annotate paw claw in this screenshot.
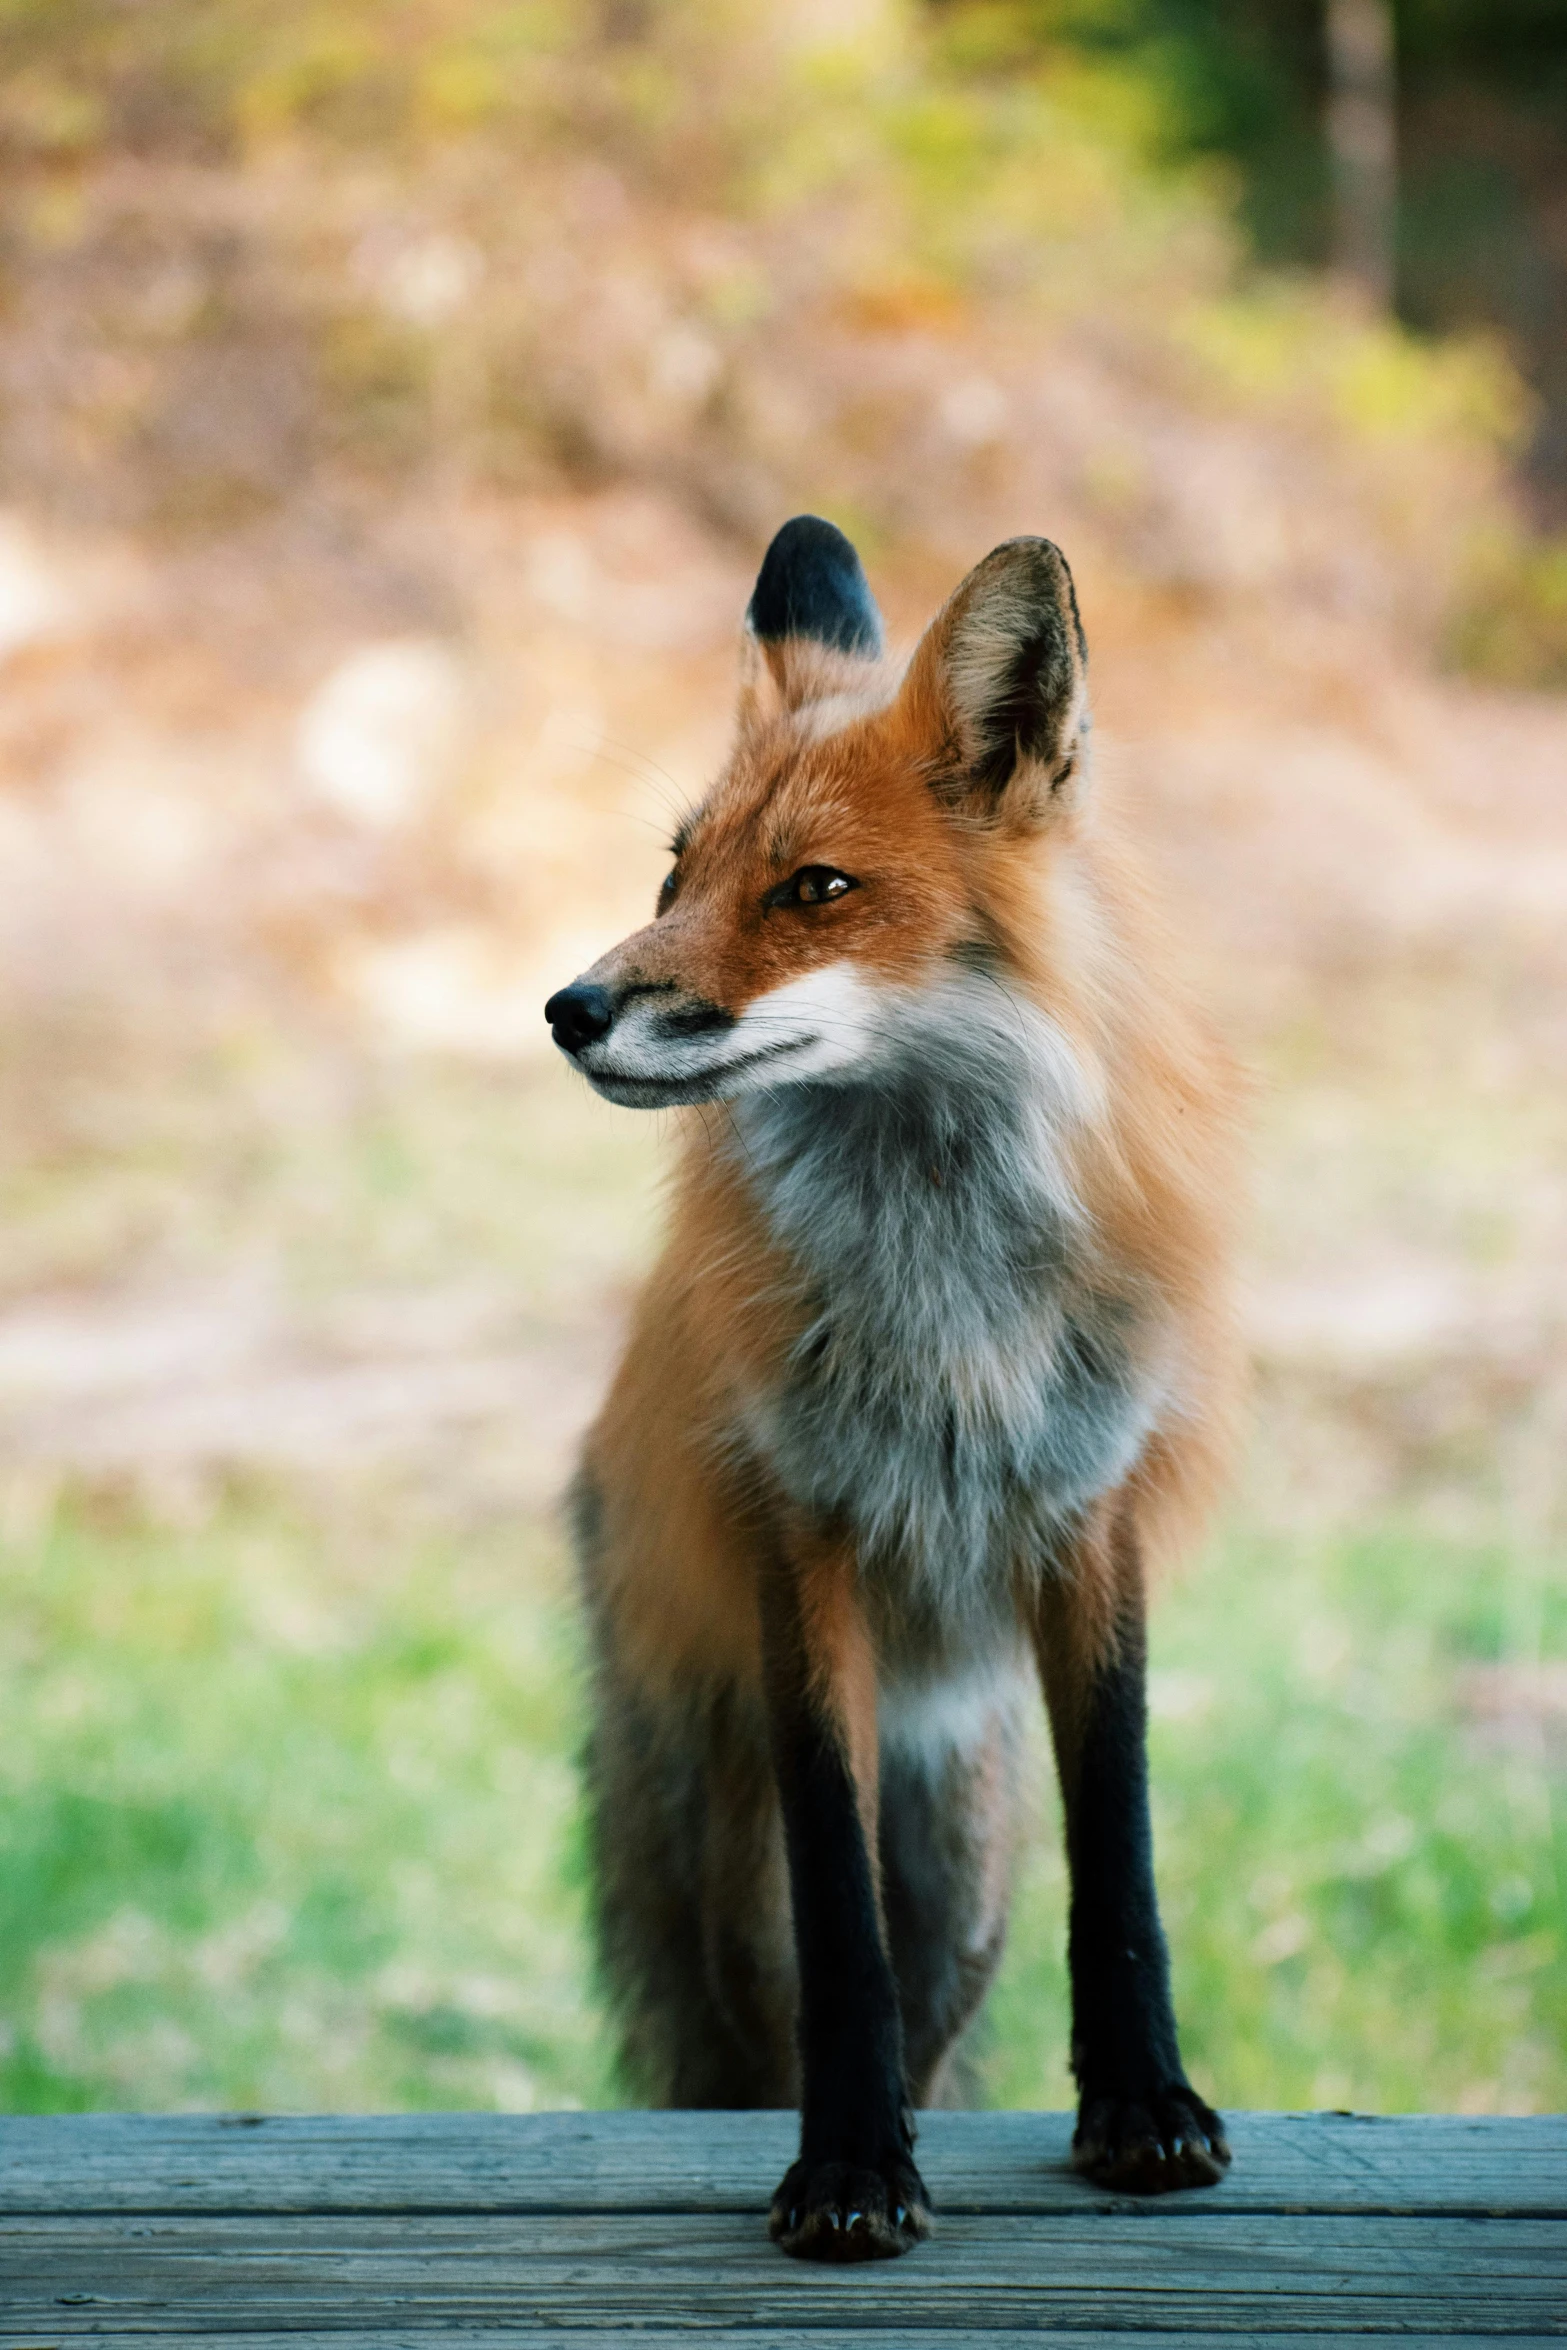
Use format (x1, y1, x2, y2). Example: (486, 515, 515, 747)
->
(1073, 2086, 1231, 2196)
(769, 2154, 931, 2262)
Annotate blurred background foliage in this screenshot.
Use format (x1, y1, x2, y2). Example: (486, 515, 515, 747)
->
(1, 0, 1562, 666)
(939, 3, 1567, 486)
(0, 0, 1562, 2116)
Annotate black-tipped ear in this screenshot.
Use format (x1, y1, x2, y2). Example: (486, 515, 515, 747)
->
(903, 537, 1089, 814)
(747, 515, 883, 660)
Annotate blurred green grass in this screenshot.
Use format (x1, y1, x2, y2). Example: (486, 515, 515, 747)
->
(0, 1490, 608, 2114)
(993, 1515, 1566, 2115)
(3, 1474, 1559, 2116)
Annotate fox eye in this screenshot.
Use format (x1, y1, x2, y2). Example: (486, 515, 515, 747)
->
(767, 865, 859, 910)
(657, 867, 678, 913)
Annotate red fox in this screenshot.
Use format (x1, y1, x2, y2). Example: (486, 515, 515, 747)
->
(546, 517, 1242, 2262)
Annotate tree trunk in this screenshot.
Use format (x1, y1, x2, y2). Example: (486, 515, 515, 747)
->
(1325, 0, 1397, 311)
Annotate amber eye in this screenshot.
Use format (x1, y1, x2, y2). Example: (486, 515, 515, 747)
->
(767, 865, 859, 910)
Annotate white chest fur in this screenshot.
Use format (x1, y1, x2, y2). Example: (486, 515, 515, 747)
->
(731, 975, 1162, 1612)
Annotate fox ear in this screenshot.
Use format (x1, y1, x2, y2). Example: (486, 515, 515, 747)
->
(899, 538, 1089, 818)
(740, 515, 884, 724)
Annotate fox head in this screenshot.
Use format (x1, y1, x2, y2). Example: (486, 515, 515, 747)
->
(544, 516, 1090, 1108)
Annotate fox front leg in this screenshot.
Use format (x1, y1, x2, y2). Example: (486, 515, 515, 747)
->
(759, 1532, 930, 2261)
(1034, 1497, 1230, 2192)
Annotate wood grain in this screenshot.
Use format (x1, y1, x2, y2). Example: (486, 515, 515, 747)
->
(1, 2109, 1561, 2217)
(1, 2112, 1560, 2341)
(2, 2211, 1563, 2336)
(7, 2339, 1563, 2350)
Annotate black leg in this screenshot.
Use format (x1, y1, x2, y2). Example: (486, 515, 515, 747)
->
(1035, 1501, 1230, 2192)
(760, 1541, 930, 2261)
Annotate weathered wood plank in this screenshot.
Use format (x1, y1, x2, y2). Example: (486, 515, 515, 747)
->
(1, 2110, 1561, 2218)
(3, 2212, 1562, 2335)
(6, 2339, 1560, 2350)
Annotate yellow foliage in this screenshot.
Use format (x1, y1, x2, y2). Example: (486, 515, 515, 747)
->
(1179, 287, 1524, 460)
(1449, 530, 1567, 688)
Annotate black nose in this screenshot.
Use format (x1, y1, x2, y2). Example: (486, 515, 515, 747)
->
(545, 982, 614, 1054)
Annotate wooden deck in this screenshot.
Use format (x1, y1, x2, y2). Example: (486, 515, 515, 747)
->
(1, 2110, 1561, 2343)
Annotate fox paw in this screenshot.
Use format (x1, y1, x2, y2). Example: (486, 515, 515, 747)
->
(769, 2152, 931, 2262)
(1074, 2085, 1231, 2193)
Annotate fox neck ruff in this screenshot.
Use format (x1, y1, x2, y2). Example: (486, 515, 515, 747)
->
(728, 970, 1167, 1626)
